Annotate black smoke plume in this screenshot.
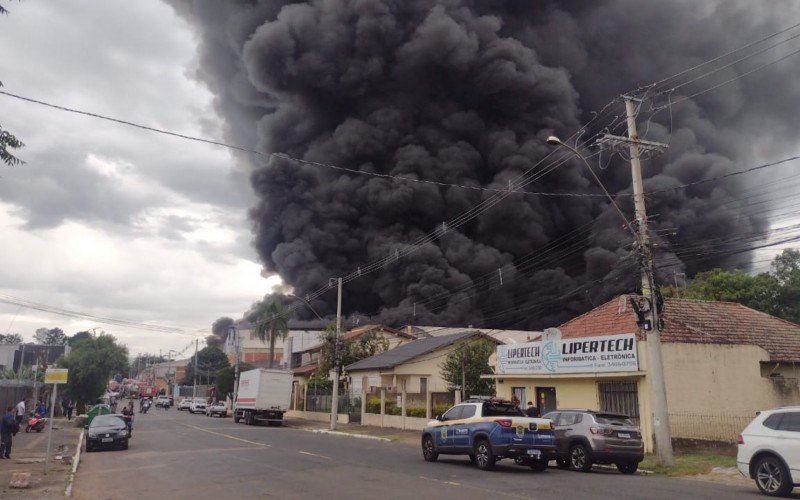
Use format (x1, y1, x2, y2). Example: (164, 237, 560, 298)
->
(170, 0, 800, 329)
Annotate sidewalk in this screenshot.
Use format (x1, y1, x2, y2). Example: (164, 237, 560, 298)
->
(0, 417, 82, 498)
(285, 417, 421, 446)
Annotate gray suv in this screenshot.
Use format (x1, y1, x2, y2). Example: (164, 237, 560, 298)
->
(543, 409, 644, 474)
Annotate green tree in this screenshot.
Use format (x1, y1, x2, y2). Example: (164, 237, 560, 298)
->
(440, 337, 497, 399)
(181, 346, 229, 385)
(318, 327, 389, 376)
(248, 298, 290, 368)
(58, 333, 129, 411)
(34, 327, 68, 345)
(215, 362, 253, 397)
(68, 331, 92, 346)
(0, 333, 22, 344)
(1, 3, 25, 167)
(772, 249, 800, 323)
(683, 268, 780, 315)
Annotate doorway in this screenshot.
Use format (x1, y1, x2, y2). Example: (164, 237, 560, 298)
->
(536, 387, 557, 414)
(511, 387, 526, 407)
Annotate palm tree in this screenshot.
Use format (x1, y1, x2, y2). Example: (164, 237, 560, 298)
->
(253, 299, 290, 368)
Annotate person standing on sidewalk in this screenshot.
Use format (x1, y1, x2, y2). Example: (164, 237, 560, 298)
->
(14, 399, 26, 426)
(66, 400, 74, 421)
(0, 406, 19, 459)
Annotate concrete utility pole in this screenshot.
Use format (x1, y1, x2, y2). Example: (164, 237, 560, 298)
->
(231, 326, 240, 410)
(596, 96, 674, 465)
(330, 277, 342, 431)
(192, 339, 198, 400)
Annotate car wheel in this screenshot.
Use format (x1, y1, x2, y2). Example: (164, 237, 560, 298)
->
(85, 443, 94, 453)
(468, 453, 476, 464)
(529, 459, 548, 472)
(616, 462, 638, 475)
(422, 435, 438, 462)
(556, 458, 570, 469)
(755, 456, 793, 497)
(473, 438, 496, 471)
(569, 443, 592, 472)
(122, 439, 129, 450)
(234, 415, 240, 423)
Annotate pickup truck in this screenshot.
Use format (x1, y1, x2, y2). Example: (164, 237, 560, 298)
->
(421, 398, 556, 471)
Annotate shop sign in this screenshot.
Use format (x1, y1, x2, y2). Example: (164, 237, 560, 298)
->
(496, 332, 638, 375)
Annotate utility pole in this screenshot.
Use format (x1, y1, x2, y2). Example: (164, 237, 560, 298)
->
(596, 96, 674, 465)
(460, 346, 466, 402)
(192, 339, 198, 400)
(331, 277, 342, 430)
(231, 326, 240, 411)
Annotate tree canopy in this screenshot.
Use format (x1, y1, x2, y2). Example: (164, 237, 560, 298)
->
(34, 327, 68, 345)
(440, 337, 496, 398)
(247, 297, 290, 368)
(681, 249, 800, 323)
(215, 362, 253, 398)
(0, 333, 22, 345)
(181, 346, 229, 385)
(1, 3, 24, 166)
(318, 327, 389, 376)
(58, 333, 129, 406)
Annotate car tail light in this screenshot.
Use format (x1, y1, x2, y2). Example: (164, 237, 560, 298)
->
(590, 427, 614, 436)
(737, 434, 744, 445)
(497, 419, 513, 428)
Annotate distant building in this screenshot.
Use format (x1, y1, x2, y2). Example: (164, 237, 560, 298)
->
(223, 320, 324, 367)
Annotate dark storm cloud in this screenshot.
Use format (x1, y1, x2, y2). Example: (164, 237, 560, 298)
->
(169, 0, 800, 330)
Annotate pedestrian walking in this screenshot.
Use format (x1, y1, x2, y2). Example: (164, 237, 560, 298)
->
(14, 399, 26, 426)
(121, 403, 133, 437)
(66, 400, 74, 421)
(0, 406, 19, 459)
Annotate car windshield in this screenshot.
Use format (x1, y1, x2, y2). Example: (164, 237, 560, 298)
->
(594, 413, 634, 426)
(91, 415, 125, 427)
(482, 403, 526, 417)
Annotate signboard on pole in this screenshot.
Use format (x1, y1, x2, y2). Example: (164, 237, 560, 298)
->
(44, 368, 68, 384)
(496, 333, 638, 375)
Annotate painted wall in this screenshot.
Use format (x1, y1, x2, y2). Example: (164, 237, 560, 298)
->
(661, 343, 797, 415)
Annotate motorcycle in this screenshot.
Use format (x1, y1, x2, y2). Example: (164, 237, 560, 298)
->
(140, 399, 151, 414)
(25, 413, 47, 433)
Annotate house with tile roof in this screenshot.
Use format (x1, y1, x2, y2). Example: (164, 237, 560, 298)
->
(483, 295, 800, 452)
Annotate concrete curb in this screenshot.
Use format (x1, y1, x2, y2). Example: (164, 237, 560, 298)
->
(592, 463, 653, 475)
(309, 429, 391, 442)
(64, 429, 83, 497)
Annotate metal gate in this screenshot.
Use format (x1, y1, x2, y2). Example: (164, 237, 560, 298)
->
(598, 381, 640, 425)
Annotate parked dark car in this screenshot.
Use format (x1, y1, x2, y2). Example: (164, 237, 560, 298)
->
(86, 414, 129, 452)
(542, 409, 644, 474)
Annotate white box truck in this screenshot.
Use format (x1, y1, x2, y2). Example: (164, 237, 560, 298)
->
(234, 368, 293, 426)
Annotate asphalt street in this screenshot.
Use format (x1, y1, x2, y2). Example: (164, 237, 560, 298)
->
(71, 404, 770, 500)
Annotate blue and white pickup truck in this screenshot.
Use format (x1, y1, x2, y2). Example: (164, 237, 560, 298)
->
(421, 398, 557, 471)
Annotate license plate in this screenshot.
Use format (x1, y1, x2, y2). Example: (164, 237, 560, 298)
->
(618, 432, 631, 439)
(526, 449, 541, 457)
(101, 438, 113, 443)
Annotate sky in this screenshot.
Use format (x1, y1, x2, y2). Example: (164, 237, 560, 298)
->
(0, 1, 280, 356)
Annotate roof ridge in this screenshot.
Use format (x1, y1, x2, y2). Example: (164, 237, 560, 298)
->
(733, 302, 800, 330)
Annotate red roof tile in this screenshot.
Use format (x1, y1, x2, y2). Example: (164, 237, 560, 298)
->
(293, 363, 319, 376)
(558, 295, 800, 362)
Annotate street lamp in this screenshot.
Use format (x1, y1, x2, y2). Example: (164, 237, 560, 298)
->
(546, 136, 638, 240)
(167, 350, 176, 397)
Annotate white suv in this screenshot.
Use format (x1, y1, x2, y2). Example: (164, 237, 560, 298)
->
(738, 407, 800, 496)
(189, 399, 207, 414)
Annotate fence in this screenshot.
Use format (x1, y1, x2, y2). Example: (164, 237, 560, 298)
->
(669, 412, 753, 443)
(0, 380, 39, 414)
(304, 389, 361, 418)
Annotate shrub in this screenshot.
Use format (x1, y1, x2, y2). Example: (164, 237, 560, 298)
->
(406, 406, 426, 418)
(366, 397, 382, 414)
(388, 405, 402, 416)
(432, 404, 449, 417)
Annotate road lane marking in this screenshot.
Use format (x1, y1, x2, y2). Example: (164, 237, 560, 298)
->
(181, 423, 271, 447)
(299, 450, 331, 459)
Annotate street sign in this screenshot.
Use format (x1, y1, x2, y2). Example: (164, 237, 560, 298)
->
(44, 368, 68, 384)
